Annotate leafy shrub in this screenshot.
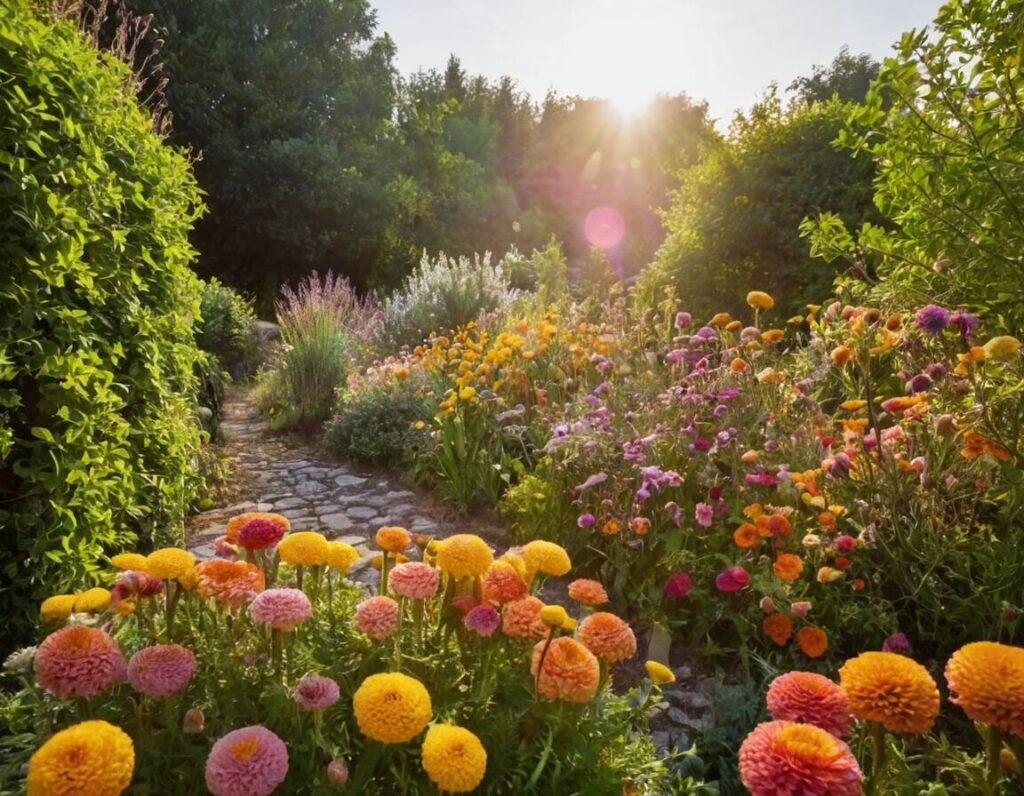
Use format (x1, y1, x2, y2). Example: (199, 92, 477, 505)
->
(196, 278, 260, 377)
(377, 250, 518, 350)
(0, 3, 205, 644)
(323, 388, 429, 466)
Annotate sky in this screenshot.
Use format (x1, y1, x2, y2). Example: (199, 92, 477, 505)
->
(372, 0, 940, 123)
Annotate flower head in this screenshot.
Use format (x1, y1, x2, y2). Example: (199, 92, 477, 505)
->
(502, 596, 547, 640)
(388, 562, 439, 600)
(579, 612, 637, 663)
(205, 725, 288, 796)
(249, 588, 313, 631)
(376, 526, 412, 554)
(567, 579, 608, 606)
(225, 512, 289, 544)
(984, 335, 1021, 361)
(715, 566, 750, 592)
(739, 720, 862, 796)
(27, 720, 134, 796)
(127, 644, 196, 698)
(531, 637, 600, 702)
(839, 651, 940, 733)
(796, 626, 829, 658)
(464, 603, 501, 636)
(353, 672, 432, 743)
(40, 594, 77, 623)
(773, 553, 804, 581)
(197, 559, 265, 608)
(882, 632, 912, 656)
(645, 661, 675, 685)
(421, 724, 487, 793)
(111, 553, 148, 572)
(294, 674, 341, 711)
(112, 570, 164, 602)
(237, 518, 286, 551)
(763, 613, 793, 646)
(145, 548, 195, 580)
(277, 532, 329, 566)
(767, 672, 852, 738)
(522, 540, 571, 577)
(35, 626, 126, 698)
(664, 571, 693, 597)
(915, 304, 950, 335)
(945, 641, 1024, 739)
(436, 534, 494, 579)
(747, 291, 775, 311)
(540, 604, 570, 628)
(325, 541, 360, 572)
(353, 596, 400, 640)
(481, 562, 528, 604)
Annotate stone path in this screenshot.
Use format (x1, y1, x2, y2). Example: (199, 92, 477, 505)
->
(186, 387, 505, 581)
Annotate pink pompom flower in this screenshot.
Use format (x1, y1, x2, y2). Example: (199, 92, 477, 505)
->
(237, 518, 287, 551)
(766, 672, 852, 738)
(464, 603, 501, 636)
(35, 625, 126, 698)
(249, 588, 313, 631)
(353, 596, 399, 640)
(715, 566, 750, 592)
(293, 674, 340, 711)
(205, 725, 289, 796)
(127, 644, 196, 698)
(663, 571, 693, 598)
(739, 720, 861, 796)
(387, 562, 439, 600)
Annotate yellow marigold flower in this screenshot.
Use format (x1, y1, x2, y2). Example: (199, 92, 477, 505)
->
(111, 553, 148, 572)
(561, 617, 577, 632)
(27, 720, 134, 796)
(817, 566, 845, 583)
(840, 400, 867, 412)
(353, 672, 432, 743)
(540, 604, 569, 628)
(711, 312, 731, 328)
(421, 724, 487, 793)
(278, 532, 329, 567)
(458, 386, 477, 401)
(984, 335, 1021, 361)
(645, 661, 676, 685)
(375, 526, 411, 554)
(177, 567, 199, 592)
(747, 291, 775, 311)
(499, 553, 528, 579)
(522, 540, 571, 577)
(945, 641, 1024, 738)
(726, 319, 743, 332)
(40, 594, 77, 622)
(326, 541, 360, 572)
(73, 588, 112, 614)
(436, 534, 493, 579)
(145, 548, 196, 580)
(839, 651, 940, 733)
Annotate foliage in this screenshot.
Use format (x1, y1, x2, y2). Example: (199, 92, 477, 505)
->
(787, 46, 880, 105)
(196, 279, 260, 378)
(636, 92, 880, 321)
(323, 386, 430, 466)
(801, 0, 1024, 335)
(1, 524, 693, 794)
(0, 2, 205, 648)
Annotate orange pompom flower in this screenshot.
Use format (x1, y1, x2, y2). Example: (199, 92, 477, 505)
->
(945, 641, 1024, 739)
(196, 559, 265, 608)
(733, 523, 760, 549)
(739, 721, 862, 796)
(839, 651, 940, 734)
(578, 612, 637, 663)
(766, 672, 852, 738)
(501, 597, 547, 640)
(762, 614, 793, 646)
(376, 526, 411, 554)
(481, 562, 528, 605)
(567, 579, 608, 607)
(531, 637, 600, 703)
(773, 553, 804, 581)
(796, 626, 828, 659)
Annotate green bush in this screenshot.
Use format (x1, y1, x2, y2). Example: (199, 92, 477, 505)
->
(0, 3, 205, 645)
(323, 388, 429, 466)
(196, 278, 259, 377)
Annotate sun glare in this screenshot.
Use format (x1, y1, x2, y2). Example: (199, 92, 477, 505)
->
(607, 91, 653, 119)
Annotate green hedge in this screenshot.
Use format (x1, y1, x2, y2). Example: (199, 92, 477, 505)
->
(0, 3, 205, 644)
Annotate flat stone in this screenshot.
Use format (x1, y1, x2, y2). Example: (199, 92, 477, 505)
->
(294, 481, 326, 497)
(223, 501, 257, 513)
(345, 505, 377, 520)
(286, 517, 318, 529)
(334, 474, 368, 488)
(336, 535, 367, 546)
(273, 497, 308, 510)
(410, 518, 438, 533)
(320, 513, 354, 532)
(256, 502, 274, 511)
(384, 490, 416, 501)
(280, 507, 315, 520)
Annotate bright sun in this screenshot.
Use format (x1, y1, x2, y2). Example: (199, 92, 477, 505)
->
(607, 91, 653, 119)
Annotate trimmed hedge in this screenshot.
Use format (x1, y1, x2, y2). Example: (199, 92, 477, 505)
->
(0, 3, 205, 643)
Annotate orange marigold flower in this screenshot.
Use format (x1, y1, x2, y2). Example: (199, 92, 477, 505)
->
(761, 329, 784, 344)
(839, 651, 940, 733)
(501, 597, 547, 640)
(567, 579, 608, 607)
(578, 612, 637, 663)
(763, 613, 793, 646)
(830, 346, 853, 367)
(796, 626, 829, 659)
(945, 641, 1024, 739)
(375, 526, 411, 554)
(766, 672, 852, 738)
(530, 637, 600, 703)
(196, 559, 265, 608)
(629, 517, 650, 536)
(481, 562, 528, 605)
(225, 512, 289, 544)
(600, 517, 623, 535)
(773, 553, 804, 582)
(756, 513, 791, 538)
(731, 357, 751, 373)
(839, 400, 867, 412)
(739, 721, 862, 796)
(743, 503, 764, 519)
(960, 430, 1012, 462)
(712, 312, 732, 328)
(733, 523, 760, 549)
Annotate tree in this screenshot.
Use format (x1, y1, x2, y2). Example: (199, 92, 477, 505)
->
(788, 46, 880, 105)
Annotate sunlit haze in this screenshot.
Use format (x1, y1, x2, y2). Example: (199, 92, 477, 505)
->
(374, 0, 939, 121)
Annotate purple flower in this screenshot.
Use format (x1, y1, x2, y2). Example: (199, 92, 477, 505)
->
(695, 502, 714, 527)
(745, 471, 780, 486)
(915, 304, 950, 335)
(574, 472, 608, 493)
(665, 349, 686, 366)
(464, 604, 501, 636)
(294, 675, 340, 711)
(663, 571, 693, 597)
(882, 632, 912, 656)
(674, 312, 692, 329)
(577, 513, 596, 529)
(925, 363, 948, 380)
(695, 326, 717, 340)
(715, 566, 750, 592)
(949, 310, 979, 339)
(825, 452, 852, 479)
(906, 374, 933, 394)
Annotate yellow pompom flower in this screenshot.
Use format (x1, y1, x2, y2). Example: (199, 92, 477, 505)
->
(945, 641, 1024, 738)
(540, 604, 569, 628)
(522, 540, 571, 577)
(73, 588, 112, 614)
(353, 672, 432, 743)
(326, 541, 360, 572)
(111, 553, 148, 572)
(40, 595, 77, 623)
(145, 548, 196, 580)
(711, 312, 731, 328)
(747, 291, 775, 311)
(277, 532, 329, 566)
(27, 720, 134, 796)
(421, 724, 488, 793)
(177, 567, 199, 592)
(436, 534, 493, 579)
(839, 651, 940, 734)
(984, 335, 1021, 361)
(645, 661, 676, 685)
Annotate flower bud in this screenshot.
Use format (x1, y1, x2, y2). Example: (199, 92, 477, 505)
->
(183, 708, 205, 734)
(327, 759, 350, 786)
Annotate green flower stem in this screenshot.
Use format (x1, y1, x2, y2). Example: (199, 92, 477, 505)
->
(867, 721, 887, 796)
(985, 725, 1003, 795)
(164, 581, 182, 643)
(380, 552, 390, 596)
(271, 628, 284, 680)
(295, 565, 305, 591)
(413, 598, 424, 651)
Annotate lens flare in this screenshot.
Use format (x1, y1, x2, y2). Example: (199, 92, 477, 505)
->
(584, 206, 625, 249)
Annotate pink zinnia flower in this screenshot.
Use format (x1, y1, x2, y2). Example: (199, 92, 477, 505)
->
(293, 674, 340, 710)
(237, 518, 286, 551)
(353, 596, 399, 640)
(127, 644, 196, 698)
(766, 672, 852, 738)
(715, 566, 750, 592)
(663, 571, 693, 598)
(834, 535, 856, 553)
(35, 625, 126, 698)
(387, 562, 439, 600)
(790, 601, 812, 619)
(205, 725, 289, 796)
(464, 604, 501, 636)
(695, 502, 714, 527)
(111, 570, 164, 603)
(249, 588, 313, 631)
(739, 720, 861, 796)
(215, 536, 239, 559)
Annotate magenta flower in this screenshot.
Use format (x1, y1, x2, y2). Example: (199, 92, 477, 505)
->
(882, 632, 912, 656)
(834, 535, 856, 553)
(111, 570, 163, 603)
(237, 518, 287, 551)
(915, 304, 950, 335)
(464, 603, 501, 636)
(249, 588, 313, 631)
(205, 725, 289, 796)
(663, 571, 693, 598)
(294, 674, 340, 711)
(695, 502, 714, 527)
(715, 566, 751, 592)
(127, 644, 196, 698)
(949, 310, 979, 339)
(674, 311, 692, 329)
(577, 513, 596, 529)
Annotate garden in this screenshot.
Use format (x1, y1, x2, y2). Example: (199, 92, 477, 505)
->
(3, 0, 1024, 793)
